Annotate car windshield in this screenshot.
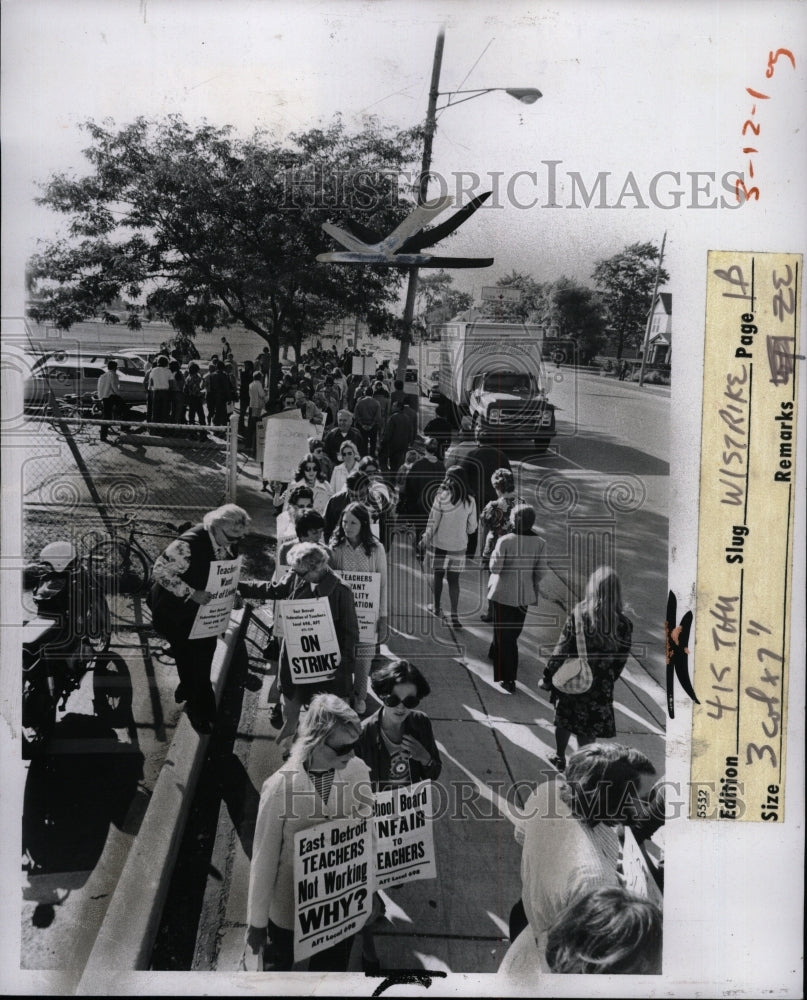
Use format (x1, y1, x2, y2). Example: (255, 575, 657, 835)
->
(483, 373, 531, 393)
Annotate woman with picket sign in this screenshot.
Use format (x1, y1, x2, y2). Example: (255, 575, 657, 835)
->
(244, 694, 372, 971)
(327, 502, 387, 717)
(355, 658, 442, 974)
(540, 566, 633, 772)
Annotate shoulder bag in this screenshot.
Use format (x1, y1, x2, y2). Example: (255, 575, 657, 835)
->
(551, 613, 594, 694)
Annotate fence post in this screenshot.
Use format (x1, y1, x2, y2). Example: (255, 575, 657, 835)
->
(227, 412, 238, 501)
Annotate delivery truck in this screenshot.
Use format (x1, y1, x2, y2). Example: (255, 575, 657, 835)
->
(436, 321, 555, 448)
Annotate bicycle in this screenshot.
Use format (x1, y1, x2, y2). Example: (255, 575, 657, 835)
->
(86, 514, 191, 596)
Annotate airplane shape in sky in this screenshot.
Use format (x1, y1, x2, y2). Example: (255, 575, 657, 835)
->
(317, 191, 493, 268)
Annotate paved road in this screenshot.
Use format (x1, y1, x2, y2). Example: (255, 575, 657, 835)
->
(190, 372, 670, 975)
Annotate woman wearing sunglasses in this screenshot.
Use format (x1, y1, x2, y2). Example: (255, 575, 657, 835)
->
(282, 454, 333, 514)
(245, 693, 372, 972)
(355, 659, 442, 973)
(330, 442, 360, 494)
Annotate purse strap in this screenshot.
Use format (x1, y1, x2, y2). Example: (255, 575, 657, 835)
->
(573, 611, 589, 667)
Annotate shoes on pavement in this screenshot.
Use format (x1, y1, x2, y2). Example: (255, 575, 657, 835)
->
(480, 611, 492, 622)
(450, 616, 463, 630)
(428, 606, 442, 619)
(499, 679, 516, 694)
(174, 683, 186, 703)
(269, 703, 283, 730)
(549, 754, 566, 771)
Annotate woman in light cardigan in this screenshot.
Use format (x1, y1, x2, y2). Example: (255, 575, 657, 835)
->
(328, 502, 388, 717)
(244, 694, 372, 972)
(418, 465, 478, 629)
(487, 504, 546, 694)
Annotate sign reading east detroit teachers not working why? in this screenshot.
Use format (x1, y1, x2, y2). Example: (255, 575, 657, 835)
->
(293, 815, 372, 962)
(188, 557, 242, 639)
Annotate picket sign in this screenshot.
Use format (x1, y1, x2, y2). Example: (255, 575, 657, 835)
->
(189, 557, 242, 639)
(336, 571, 381, 643)
(280, 597, 341, 684)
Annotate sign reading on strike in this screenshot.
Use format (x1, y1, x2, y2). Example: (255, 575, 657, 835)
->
(293, 816, 372, 962)
(372, 780, 437, 890)
(337, 571, 381, 643)
(189, 556, 242, 639)
(280, 597, 341, 684)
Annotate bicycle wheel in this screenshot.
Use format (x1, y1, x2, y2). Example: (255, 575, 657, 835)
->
(87, 540, 150, 596)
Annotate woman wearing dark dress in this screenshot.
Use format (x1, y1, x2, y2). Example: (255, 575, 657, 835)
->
(355, 659, 442, 973)
(541, 566, 632, 771)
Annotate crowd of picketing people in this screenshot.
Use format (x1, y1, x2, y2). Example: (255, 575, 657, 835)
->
(146, 341, 664, 978)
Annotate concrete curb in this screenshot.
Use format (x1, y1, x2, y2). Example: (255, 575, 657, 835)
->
(75, 609, 248, 993)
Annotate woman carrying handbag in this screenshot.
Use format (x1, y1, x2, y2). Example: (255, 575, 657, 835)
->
(541, 566, 632, 771)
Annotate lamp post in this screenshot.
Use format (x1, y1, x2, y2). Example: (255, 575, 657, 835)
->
(394, 29, 542, 385)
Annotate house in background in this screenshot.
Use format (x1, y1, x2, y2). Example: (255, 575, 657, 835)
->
(646, 292, 672, 364)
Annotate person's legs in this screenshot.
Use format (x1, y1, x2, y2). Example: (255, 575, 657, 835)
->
(553, 724, 574, 768)
(431, 566, 444, 614)
(100, 396, 114, 441)
(166, 633, 218, 731)
(352, 645, 372, 713)
(308, 932, 356, 972)
(499, 604, 526, 685)
(446, 570, 461, 619)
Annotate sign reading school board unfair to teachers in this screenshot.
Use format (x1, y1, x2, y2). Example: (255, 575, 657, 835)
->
(372, 780, 436, 890)
(280, 597, 341, 684)
(293, 815, 372, 962)
(188, 557, 242, 639)
(336, 571, 380, 644)
(261, 409, 319, 482)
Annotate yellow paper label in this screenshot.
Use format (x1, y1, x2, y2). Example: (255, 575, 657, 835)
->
(690, 251, 801, 822)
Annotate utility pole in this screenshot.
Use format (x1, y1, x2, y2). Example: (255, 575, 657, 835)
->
(395, 28, 445, 383)
(638, 231, 667, 388)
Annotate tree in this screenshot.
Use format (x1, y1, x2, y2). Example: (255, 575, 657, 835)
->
(478, 271, 545, 322)
(416, 271, 473, 333)
(539, 277, 607, 365)
(591, 241, 669, 359)
(28, 114, 421, 396)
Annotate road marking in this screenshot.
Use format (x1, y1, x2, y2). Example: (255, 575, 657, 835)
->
(435, 739, 520, 827)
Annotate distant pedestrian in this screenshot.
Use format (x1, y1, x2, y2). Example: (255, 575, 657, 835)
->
(379, 399, 414, 474)
(148, 355, 172, 424)
(208, 360, 232, 426)
(96, 359, 123, 441)
(419, 465, 478, 629)
(487, 504, 545, 693)
(479, 468, 527, 621)
(184, 361, 207, 427)
(220, 336, 233, 362)
(239, 360, 255, 436)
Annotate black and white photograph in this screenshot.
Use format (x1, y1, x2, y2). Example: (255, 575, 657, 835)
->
(1, 1, 804, 996)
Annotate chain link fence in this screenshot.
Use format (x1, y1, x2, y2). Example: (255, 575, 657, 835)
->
(22, 415, 238, 566)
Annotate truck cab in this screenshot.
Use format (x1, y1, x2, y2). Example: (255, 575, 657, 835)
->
(436, 321, 556, 449)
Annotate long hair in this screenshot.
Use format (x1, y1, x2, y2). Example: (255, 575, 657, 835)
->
(580, 565, 625, 638)
(294, 454, 327, 484)
(545, 885, 662, 974)
(330, 501, 377, 555)
(559, 742, 655, 827)
(442, 465, 469, 506)
(287, 694, 361, 769)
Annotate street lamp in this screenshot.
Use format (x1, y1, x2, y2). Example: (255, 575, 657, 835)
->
(395, 30, 542, 384)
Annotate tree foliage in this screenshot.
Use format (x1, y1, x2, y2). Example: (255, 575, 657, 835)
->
(538, 277, 607, 365)
(28, 114, 422, 380)
(591, 241, 669, 359)
(478, 271, 545, 322)
(416, 271, 473, 331)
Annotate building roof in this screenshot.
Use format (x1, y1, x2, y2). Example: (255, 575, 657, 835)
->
(655, 292, 672, 314)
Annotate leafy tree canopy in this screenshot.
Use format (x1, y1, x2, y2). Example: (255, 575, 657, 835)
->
(416, 271, 473, 331)
(591, 241, 669, 359)
(538, 277, 607, 365)
(478, 271, 545, 322)
(28, 114, 423, 372)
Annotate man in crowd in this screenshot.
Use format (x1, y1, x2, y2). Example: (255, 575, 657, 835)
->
(323, 409, 365, 463)
(398, 437, 446, 548)
(97, 359, 123, 442)
(379, 398, 415, 475)
(353, 386, 383, 456)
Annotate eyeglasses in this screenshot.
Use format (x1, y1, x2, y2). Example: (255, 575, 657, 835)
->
(303, 465, 318, 471)
(381, 693, 420, 709)
(324, 739, 358, 756)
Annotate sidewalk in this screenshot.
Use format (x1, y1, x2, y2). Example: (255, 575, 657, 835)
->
(192, 448, 667, 974)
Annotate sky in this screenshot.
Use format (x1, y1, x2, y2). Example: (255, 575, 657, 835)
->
(3, 0, 806, 314)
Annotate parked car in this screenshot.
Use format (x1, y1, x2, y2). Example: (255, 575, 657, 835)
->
(24, 352, 148, 411)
